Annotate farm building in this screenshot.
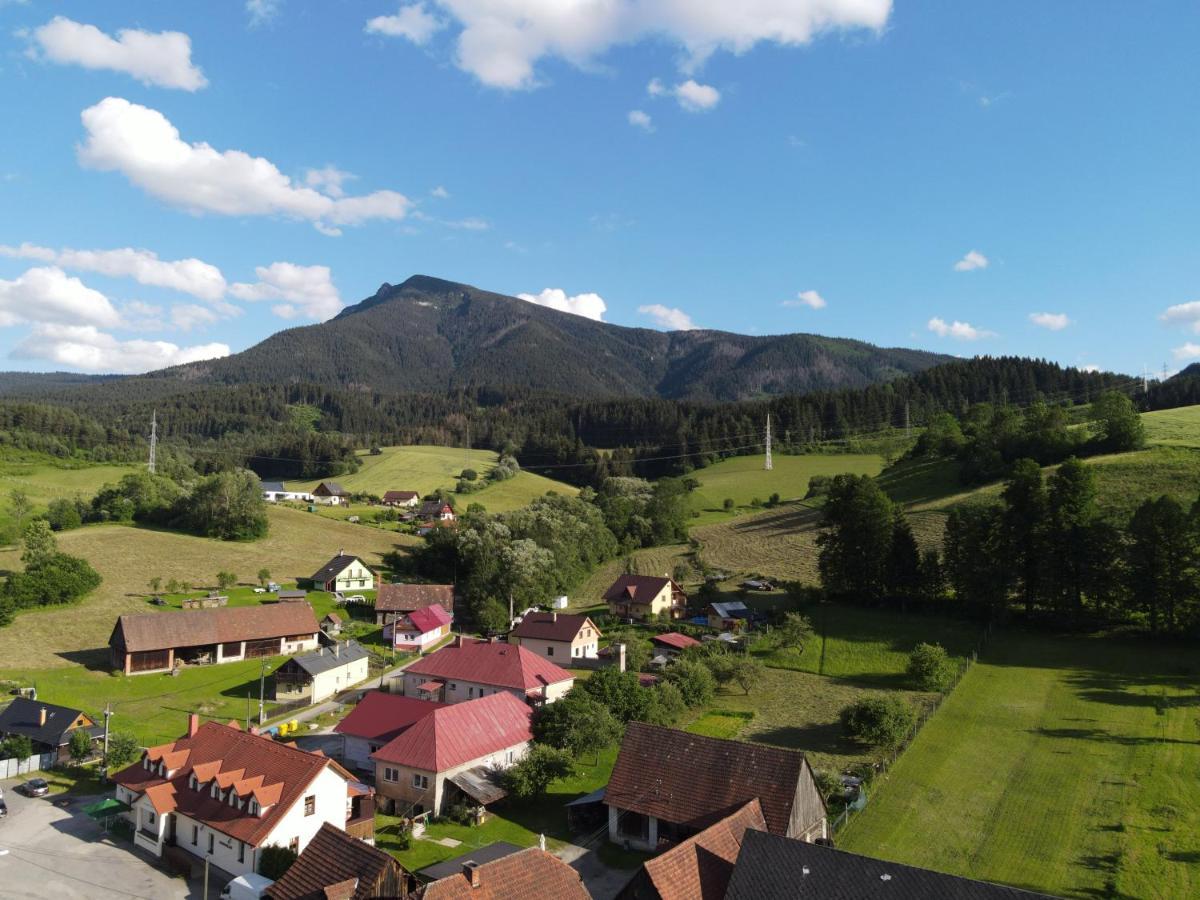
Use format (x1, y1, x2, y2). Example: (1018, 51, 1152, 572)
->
(708, 600, 751, 630)
(273, 640, 371, 704)
(418, 500, 456, 522)
(375, 583, 456, 624)
(603, 575, 688, 622)
(260, 481, 314, 503)
(605, 722, 827, 852)
(308, 552, 374, 592)
(111, 715, 366, 877)
(313, 481, 350, 506)
(651, 632, 701, 655)
(400, 636, 574, 705)
(0, 697, 101, 763)
(383, 603, 453, 652)
(509, 612, 600, 662)
(335, 692, 445, 772)
(321, 611, 342, 635)
(371, 692, 533, 819)
(382, 490, 420, 508)
(265, 821, 415, 899)
(109, 604, 320, 675)
(422, 847, 591, 899)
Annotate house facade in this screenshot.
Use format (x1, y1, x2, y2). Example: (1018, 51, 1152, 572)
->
(374, 583, 455, 625)
(260, 482, 314, 503)
(371, 693, 532, 818)
(308, 553, 374, 593)
(509, 612, 600, 662)
(312, 482, 350, 506)
(273, 640, 370, 704)
(399, 637, 574, 706)
(382, 491, 420, 509)
(418, 500, 456, 522)
(111, 716, 362, 878)
(110, 604, 320, 675)
(0, 698, 100, 763)
(603, 575, 688, 622)
(335, 692, 445, 773)
(383, 604, 453, 652)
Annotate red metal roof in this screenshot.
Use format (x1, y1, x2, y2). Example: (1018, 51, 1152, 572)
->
(333, 691, 444, 743)
(405, 638, 574, 692)
(415, 680, 445, 693)
(653, 632, 701, 651)
(371, 693, 533, 772)
(407, 604, 453, 634)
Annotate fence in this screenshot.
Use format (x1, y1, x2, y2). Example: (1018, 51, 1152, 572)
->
(0, 751, 56, 780)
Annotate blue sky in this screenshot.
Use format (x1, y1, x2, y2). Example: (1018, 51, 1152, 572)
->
(0, 1, 1197, 376)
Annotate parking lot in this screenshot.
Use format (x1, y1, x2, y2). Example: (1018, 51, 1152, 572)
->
(0, 778, 193, 900)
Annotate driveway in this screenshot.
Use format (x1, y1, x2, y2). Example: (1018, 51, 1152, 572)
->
(0, 779, 192, 900)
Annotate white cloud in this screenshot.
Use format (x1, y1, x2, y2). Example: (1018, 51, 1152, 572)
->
(1080, 364, 1101, 373)
(647, 78, 666, 96)
(672, 79, 720, 111)
(445, 216, 490, 230)
(374, 0, 891, 90)
(782, 289, 826, 310)
(628, 109, 654, 131)
(366, 3, 443, 43)
(304, 165, 356, 199)
(0, 267, 120, 328)
(1029, 311, 1070, 331)
(431, 185, 450, 198)
(1160, 300, 1200, 334)
(518, 288, 607, 322)
(246, 0, 281, 27)
(953, 249, 989, 272)
(12, 323, 228, 374)
(0, 242, 227, 301)
(230, 262, 343, 320)
(31, 17, 206, 91)
(927, 316, 995, 341)
(638, 303, 698, 331)
(170, 303, 220, 331)
(78, 97, 412, 232)
(1172, 342, 1200, 361)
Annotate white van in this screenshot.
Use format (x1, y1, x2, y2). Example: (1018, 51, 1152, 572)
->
(219, 874, 275, 900)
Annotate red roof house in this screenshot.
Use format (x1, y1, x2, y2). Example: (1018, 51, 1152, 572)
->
(400, 637, 575, 705)
(652, 632, 701, 653)
(334, 692, 445, 772)
(384, 603, 454, 652)
(375, 583, 456, 624)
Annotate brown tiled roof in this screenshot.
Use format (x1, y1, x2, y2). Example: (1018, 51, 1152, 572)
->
(623, 800, 767, 900)
(266, 822, 412, 900)
(601, 575, 684, 605)
(422, 847, 591, 900)
(511, 612, 597, 643)
(383, 491, 419, 502)
(605, 723, 825, 838)
(111, 720, 340, 847)
(376, 583, 455, 614)
(110, 604, 319, 654)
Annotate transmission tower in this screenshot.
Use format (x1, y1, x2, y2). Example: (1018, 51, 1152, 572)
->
(764, 414, 773, 471)
(148, 410, 158, 475)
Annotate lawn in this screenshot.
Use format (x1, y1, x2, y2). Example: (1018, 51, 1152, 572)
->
(1142, 403, 1200, 447)
(838, 633, 1200, 899)
(687, 453, 883, 526)
(0, 455, 137, 540)
(685, 710, 753, 740)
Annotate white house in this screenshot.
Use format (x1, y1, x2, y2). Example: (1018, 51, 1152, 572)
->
(260, 481, 314, 504)
(273, 640, 371, 704)
(111, 715, 366, 878)
(308, 552, 374, 593)
(382, 604, 453, 652)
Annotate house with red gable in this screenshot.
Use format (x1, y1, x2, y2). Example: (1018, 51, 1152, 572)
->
(334, 691, 445, 773)
(111, 714, 367, 877)
(399, 636, 574, 706)
(383, 603, 453, 652)
(371, 692, 533, 819)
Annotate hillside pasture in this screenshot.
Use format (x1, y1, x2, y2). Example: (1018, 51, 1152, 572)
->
(0, 457, 137, 539)
(1142, 403, 1200, 447)
(838, 633, 1200, 899)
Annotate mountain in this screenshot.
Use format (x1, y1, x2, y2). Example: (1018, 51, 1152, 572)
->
(155, 275, 950, 402)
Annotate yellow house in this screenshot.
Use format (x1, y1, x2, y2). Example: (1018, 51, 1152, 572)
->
(603, 575, 688, 622)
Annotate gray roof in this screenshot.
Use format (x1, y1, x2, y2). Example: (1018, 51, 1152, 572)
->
(288, 640, 369, 677)
(309, 553, 365, 583)
(416, 842, 524, 883)
(260, 481, 286, 493)
(0, 697, 91, 747)
(710, 601, 750, 618)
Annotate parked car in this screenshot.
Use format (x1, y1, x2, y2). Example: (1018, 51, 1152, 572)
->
(18, 778, 49, 798)
(253, 587, 266, 594)
(344, 594, 366, 604)
(0, 796, 7, 818)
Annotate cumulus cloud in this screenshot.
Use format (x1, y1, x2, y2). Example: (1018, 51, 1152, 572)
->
(366, 3, 443, 43)
(927, 317, 995, 340)
(638, 303, 698, 331)
(78, 98, 411, 232)
(230, 262, 343, 320)
(170, 303, 220, 331)
(1029, 312, 1070, 331)
(431, 185, 450, 198)
(953, 249, 989, 272)
(246, 0, 281, 27)
(0, 267, 120, 328)
(1160, 300, 1200, 334)
(1172, 342, 1200, 361)
(518, 288, 607, 322)
(782, 289, 826, 310)
(304, 165, 356, 199)
(30, 17, 207, 91)
(628, 109, 654, 131)
(0, 242, 227, 302)
(672, 79, 720, 111)
(11, 323, 228, 374)
(369, 0, 891, 90)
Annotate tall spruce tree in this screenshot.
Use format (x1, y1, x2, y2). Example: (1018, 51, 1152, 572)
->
(1001, 459, 1048, 614)
(816, 474, 895, 604)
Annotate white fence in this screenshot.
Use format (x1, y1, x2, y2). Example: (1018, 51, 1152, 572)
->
(0, 752, 56, 780)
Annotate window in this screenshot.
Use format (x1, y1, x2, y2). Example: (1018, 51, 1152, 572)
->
(289, 837, 299, 854)
(208, 833, 214, 855)
(573, 647, 580, 657)
(546, 646, 554, 656)
(412, 773, 429, 789)
(304, 795, 315, 816)
(468, 686, 475, 698)
(449, 682, 457, 690)
(191, 825, 198, 846)
(383, 767, 399, 783)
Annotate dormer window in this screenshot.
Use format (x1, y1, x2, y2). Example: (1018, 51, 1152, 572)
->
(211, 783, 219, 799)
(189, 774, 198, 790)
(143, 757, 151, 770)
(248, 800, 259, 816)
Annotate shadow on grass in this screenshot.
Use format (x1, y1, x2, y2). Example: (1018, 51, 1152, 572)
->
(752, 722, 859, 756)
(1031, 726, 1197, 747)
(56, 648, 113, 673)
(1163, 850, 1200, 863)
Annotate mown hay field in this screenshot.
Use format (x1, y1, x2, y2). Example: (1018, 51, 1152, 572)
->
(1142, 403, 1200, 447)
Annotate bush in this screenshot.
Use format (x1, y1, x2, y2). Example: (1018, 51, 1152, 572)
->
(106, 733, 141, 769)
(805, 475, 832, 499)
(0, 734, 33, 761)
(662, 659, 715, 708)
(258, 844, 299, 880)
(722, 498, 735, 511)
(68, 727, 93, 763)
(461, 468, 478, 481)
(504, 745, 574, 799)
(907, 642, 957, 692)
(4, 552, 102, 611)
(46, 498, 83, 531)
(840, 695, 917, 749)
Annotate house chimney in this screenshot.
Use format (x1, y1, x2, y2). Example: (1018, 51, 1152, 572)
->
(463, 862, 481, 888)
(187, 713, 200, 737)
(453, 634, 463, 649)
(551, 612, 557, 623)
(38, 707, 47, 727)
(334, 642, 340, 659)
(338, 547, 344, 557)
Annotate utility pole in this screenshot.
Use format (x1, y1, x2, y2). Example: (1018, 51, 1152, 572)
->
(102, 702, 112, 779)
(148, 411, 158, 475)
(1143, 365, 1150, 394)
(203, 857, 210, 900)
(764, 414, 773, 471)
(258, 658, 267, 725)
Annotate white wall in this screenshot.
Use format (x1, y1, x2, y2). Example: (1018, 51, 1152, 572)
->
(309, 656, 370, 704)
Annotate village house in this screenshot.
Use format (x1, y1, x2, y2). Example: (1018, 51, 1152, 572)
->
(312, 481, 350, 506)
(334, 692, 445, 773)
(259, 481, 314, 504)
(651, 632, 701, 656)
(265, 821, 415, 900)
(603, 575, 688, 622)
(422, 847, 592, 899)
(307, 552, 374, 593)
(400, 636, 574, 706)
(708, 600, 751, 630)
(320, 611, 342, 636)
(109, 604, 320, 675)
(383, 603, 453, 652)
(371, 692, 533, 818)
(382, 490, 421, 509)
(509, 612, 601, 662)
(418, 499, 456, 522)
(374, 583, 456, 625)
(111, 715, 367, 877)
(604, 722, 827, 852)
(0, 697, 101, 763)
(273, 640, 370, 705)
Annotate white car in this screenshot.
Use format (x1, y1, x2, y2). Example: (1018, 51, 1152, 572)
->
(344, 594, 366, 604)
(253, 587, 266, 594)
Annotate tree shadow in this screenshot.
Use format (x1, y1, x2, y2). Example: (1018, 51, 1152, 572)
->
(1030, 727, 1196, 747)
(752, 722, 858, 756)
(1163, 850, 1200, 863)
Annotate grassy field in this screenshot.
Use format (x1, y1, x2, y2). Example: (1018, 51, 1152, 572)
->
(291, 445, 578, 515)
(688, 453, 883, 526)
(0, 456, 137, 539)
(0, 505, 415, 670)
(1143, 403, 1200, 447)
(685, 709, 753, 740)
(838, 633, 1200, 898)
(570, 543, 695, 610)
